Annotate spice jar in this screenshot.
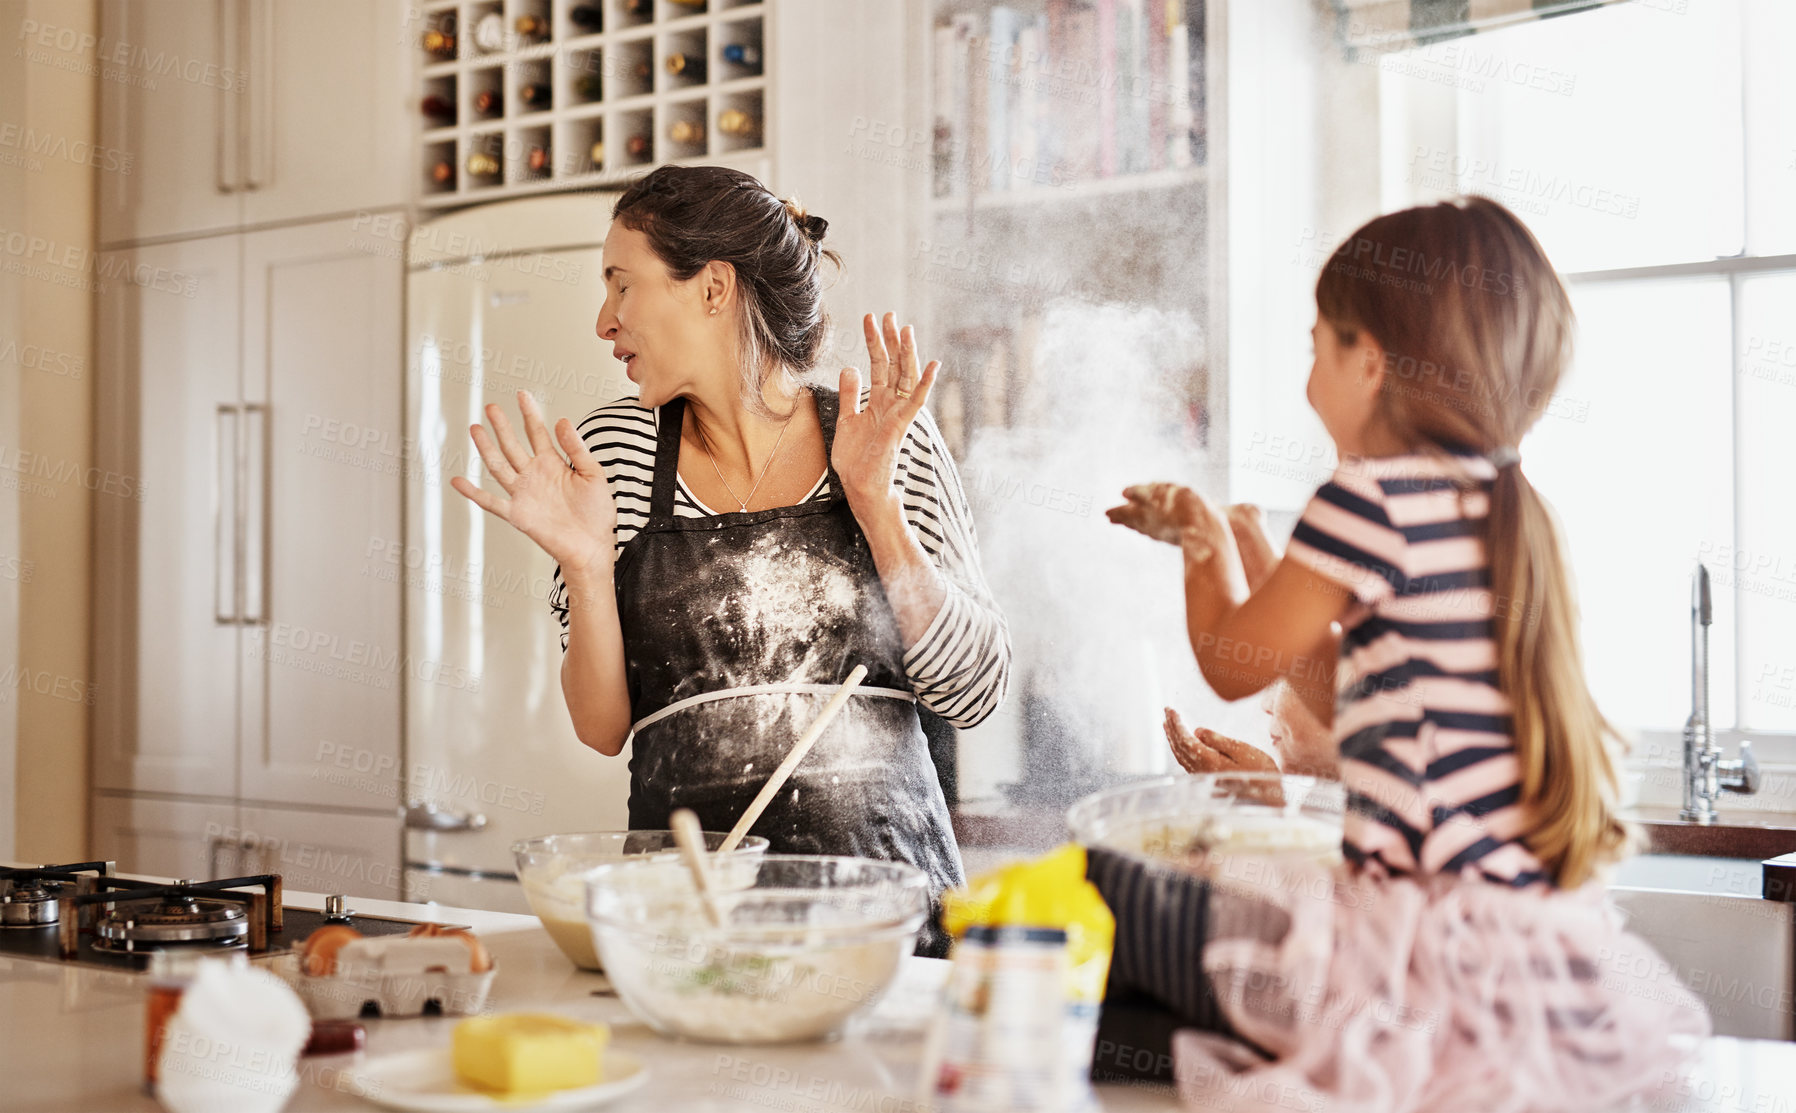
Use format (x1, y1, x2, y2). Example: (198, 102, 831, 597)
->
(143, 951, 243, 1094)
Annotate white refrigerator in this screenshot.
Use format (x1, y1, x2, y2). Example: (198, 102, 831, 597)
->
(401, 193, 633, 912)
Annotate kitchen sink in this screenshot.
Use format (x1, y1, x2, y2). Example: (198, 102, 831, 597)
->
(1610, 854, 1795, 1042)
(1611, 853, 1764, 896)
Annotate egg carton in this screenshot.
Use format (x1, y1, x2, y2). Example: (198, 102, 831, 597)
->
(288, 936, 497, 1020)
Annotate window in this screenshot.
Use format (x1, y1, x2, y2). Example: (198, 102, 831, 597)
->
(1376, 0, 1796, 733)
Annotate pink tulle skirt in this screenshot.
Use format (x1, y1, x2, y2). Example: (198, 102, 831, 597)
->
(1172, 863, 1711, 1113)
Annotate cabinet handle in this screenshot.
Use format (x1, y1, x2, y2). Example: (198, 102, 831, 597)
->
(207, 835, 234, 877)
(244, 0, 274, 190)
(215, 404, 241, 624)
(214, 0, 239, 192)
(241, 403, 270, 625)
(404, 802, 488, 833)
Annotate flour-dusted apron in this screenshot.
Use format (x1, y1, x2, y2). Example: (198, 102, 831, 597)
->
(612, 388, 964, 957)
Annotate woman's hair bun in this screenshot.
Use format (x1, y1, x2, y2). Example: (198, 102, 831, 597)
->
(782, 196, 828, 244)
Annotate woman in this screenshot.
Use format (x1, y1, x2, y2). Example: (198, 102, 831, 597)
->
(451, 165, 1011, 957)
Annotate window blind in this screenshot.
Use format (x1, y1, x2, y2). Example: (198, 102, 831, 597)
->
(1329, 0, 1631, 56)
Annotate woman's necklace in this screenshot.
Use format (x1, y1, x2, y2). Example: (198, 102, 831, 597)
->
(694, 413, 794, 512)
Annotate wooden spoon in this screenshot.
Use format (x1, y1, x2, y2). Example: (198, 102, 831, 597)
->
(669, 808, 724, 929)
(718, 665, 869, 854)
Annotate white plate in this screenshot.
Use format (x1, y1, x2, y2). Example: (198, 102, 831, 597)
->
(347, 1048, 648, 1112)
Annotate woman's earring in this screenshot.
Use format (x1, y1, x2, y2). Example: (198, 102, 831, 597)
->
(708, 308, 718, 316)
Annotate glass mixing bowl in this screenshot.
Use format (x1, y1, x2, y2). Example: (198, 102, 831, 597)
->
(511, 831, 769, 970)
(585, 854, 927, 1044)
(1066, 773, 1345, 868)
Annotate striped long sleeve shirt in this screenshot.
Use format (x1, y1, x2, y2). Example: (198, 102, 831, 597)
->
(1284, 451, 1549, 888)
(547, 393, 1012, 729)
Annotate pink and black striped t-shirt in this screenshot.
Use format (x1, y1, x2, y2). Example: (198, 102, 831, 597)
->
(1285, 451, 1548, 887)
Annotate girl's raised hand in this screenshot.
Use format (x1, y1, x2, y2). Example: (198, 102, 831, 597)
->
(450, 390, 618, 577)
(1106, 483, 1234, 562)
(1225, 503, 1280, 592)
(1164, 708, 1279, 775)
(833, 312, 938, 515)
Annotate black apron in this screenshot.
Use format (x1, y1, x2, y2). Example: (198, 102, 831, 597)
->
(613, 387, 964, 957)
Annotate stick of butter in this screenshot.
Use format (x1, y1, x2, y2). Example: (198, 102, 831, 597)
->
(451, 1012, 609, 1095)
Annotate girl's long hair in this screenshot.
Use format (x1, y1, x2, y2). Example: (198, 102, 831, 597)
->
(1315, 196, 1631, 889)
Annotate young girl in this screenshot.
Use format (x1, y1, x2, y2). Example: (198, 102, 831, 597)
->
(1104, 197, 1707, 1111)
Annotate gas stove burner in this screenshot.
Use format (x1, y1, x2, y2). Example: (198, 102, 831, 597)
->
(0, 864, 462, 970)
(1, 880, 65, 927)
(92, 885, 251, 951)
(1, 861, 113, 930)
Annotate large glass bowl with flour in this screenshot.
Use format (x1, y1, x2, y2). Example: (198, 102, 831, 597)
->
(1067, 774, 1345, 868)
(585, 854, 927, 1044)
(512, 831, 769, 970)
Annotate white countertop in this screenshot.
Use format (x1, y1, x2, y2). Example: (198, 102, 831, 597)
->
(3, 885, 1793, 1113)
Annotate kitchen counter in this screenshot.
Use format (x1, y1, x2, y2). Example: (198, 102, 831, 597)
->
(1, 885, 1183, 1113)
(1627, 805, 1796, 864)
(4, 885, 1794, 1112)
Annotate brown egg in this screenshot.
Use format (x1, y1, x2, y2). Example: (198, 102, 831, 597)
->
(301, 924, 363, 977)
(409, 924, 493, 973)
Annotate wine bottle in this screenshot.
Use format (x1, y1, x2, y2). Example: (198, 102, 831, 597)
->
(431, 160, 454, 184)
(473, 88, 502, 116)
(622, 0, 652, 18)
(514, 14, 548, 41)
(669, 119, 704, 145)
(628, 59, 653, 81)
(667, 0, 706, 7)
(527, 144, 551, 173)
(572, 74, 602, 100)
(717, 108, 758, 140)
(518, 82, 550, 108)
(420, 94, 455, 122)
(422, 29, 456, 59)
(721, 43, 761, 68)
(569, 4, 603, 31)
(467, 151, 500, 177)
(664, 52, 706, 81)
(588, 139, 605, 168)
(472, 12, 504, 52)
(625, 134, 650, 159)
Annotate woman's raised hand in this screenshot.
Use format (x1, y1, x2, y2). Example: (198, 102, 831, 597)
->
(833, 312, 938, 514)
(450, 390, 617, 577)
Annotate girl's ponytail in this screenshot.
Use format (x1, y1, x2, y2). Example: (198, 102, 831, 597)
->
(1487, 463, 1633, 888)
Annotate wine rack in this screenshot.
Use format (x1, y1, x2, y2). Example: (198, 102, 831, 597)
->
(414, 0, 767, 206)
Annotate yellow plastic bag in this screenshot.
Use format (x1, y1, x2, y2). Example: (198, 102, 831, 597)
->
(941, 844, 1114, 1002)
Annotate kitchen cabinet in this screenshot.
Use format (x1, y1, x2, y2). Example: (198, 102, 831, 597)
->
(92, 235, 243, 799)
(237, 219, 403, 810)
(97, 0, 408, 247)
(236, 804, 402, 900)
(237, 0, 409, 228)
(94, 0, 244, 245)
(89, 794, 239, 882)
(93, 215, 403, 874)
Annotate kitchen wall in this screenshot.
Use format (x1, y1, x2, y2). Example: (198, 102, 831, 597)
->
(0, 0, 99, 862)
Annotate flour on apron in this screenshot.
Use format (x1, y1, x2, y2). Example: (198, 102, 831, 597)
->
(612, 388, 965, 957)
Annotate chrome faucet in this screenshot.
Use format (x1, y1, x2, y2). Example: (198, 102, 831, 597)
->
(1681, 562, 1760, 822)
